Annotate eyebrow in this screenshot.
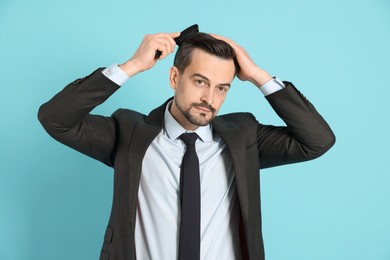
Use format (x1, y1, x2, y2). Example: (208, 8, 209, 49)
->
(192, 73, 231, 88)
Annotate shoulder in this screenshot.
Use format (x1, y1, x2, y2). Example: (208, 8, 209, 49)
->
(215, 112, 259, 138)
(111, 108, 147, 124)
(218, 112, 258, 128)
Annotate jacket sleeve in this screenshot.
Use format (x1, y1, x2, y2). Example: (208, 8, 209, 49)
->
(37, 68, 121, 167)
(257, 82, 336, 169)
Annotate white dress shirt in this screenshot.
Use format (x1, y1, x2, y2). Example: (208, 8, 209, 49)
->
(102, 64, 284, 259)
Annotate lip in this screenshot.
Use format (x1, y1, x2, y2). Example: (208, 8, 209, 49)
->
(194, 105, 211, 113)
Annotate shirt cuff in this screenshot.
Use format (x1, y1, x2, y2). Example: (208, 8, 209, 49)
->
(102, 64, 130, 86)
(258, 77, 285, 96)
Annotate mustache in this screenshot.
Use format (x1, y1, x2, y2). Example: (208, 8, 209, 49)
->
(191, 102, 216, 113)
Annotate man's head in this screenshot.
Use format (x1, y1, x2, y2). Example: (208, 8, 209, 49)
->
(169, 33, 238, 130)
(173, 33, 239, 74)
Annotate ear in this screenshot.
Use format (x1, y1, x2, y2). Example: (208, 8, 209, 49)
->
(169, 66, 180, 90)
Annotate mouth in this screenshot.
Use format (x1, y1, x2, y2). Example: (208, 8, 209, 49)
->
(192, 103, 216, 114)
(194, 105, 212, 113)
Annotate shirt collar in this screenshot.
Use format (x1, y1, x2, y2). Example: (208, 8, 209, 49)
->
(163, 101, 213, 142)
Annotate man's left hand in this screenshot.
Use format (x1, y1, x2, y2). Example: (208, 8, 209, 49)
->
(211, 34, 273, 88)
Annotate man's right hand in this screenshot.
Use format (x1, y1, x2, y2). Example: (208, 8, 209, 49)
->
(119, 32, 180, 78)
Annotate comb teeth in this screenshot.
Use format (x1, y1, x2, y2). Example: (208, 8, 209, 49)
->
(155, 24, 199, 59)
(174, 24, 199, 46)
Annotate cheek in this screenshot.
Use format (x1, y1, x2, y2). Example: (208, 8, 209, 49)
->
(173, 82, 186, 99)
(215, 93, 227, 108)
(177, 83, 201, 100)
(210, 100, 223, 115)
(175, 85, 196, 107)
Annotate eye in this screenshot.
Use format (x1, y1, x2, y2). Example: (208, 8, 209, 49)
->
(217, 86, 228, 93)
(195, 79, 205, 86)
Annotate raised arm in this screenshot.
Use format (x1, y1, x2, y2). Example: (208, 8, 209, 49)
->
(38, 32, 179, 167)
(212, 34, 335, 168)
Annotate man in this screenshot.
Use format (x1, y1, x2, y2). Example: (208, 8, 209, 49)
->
(38, 30, 335, 260)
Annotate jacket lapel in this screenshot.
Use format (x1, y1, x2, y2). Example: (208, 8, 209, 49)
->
(126, 99, 172, 227)
(212, 117, 249, 216)
(212, 116, 252, 259)
(127, 98, 173, 166)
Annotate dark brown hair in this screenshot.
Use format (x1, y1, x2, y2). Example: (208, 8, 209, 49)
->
(173, 33, 239, 74)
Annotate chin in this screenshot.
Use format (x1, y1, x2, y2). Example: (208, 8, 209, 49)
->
(194, 115, 214, 126)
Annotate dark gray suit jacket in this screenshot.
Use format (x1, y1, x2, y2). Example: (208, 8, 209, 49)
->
(38, 68, 335, 260)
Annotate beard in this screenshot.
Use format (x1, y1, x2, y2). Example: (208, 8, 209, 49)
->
(174, 98, 216, 127)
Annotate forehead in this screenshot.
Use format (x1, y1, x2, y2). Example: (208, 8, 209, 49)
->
(184, 49, 236, 83)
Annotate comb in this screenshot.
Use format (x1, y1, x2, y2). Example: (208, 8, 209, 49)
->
(174, 24, 199, 46)
(155, 24, 199, 59)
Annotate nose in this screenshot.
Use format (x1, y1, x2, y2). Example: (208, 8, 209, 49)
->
(201, 88, 214, 105)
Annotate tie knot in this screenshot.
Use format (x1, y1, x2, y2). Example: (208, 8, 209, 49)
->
(180, 133, 198, 146)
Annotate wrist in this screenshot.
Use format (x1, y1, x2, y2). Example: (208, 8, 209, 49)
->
(119, 59, 143, 78)
(249, 68, 273, 88)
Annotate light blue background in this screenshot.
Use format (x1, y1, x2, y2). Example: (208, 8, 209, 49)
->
(1, 0, 389, 259)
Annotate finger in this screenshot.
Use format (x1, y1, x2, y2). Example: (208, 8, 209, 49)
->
(163, 33, 179, 50)
(159, 45, 175, 59)
(169, 32, 181, 38)
(146, 32, 179, 60)
(160, 36, 175, 53)
(155, 33, 178, 52)
(154, 38, 174, 55)
(210, 33, 230, 42)
(155, 32, 179, 43)
(210, 33, 240, 48)
(156, 46, 169, 60)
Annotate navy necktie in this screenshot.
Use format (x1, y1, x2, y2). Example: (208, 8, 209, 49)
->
(178, 133, 200, 260)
